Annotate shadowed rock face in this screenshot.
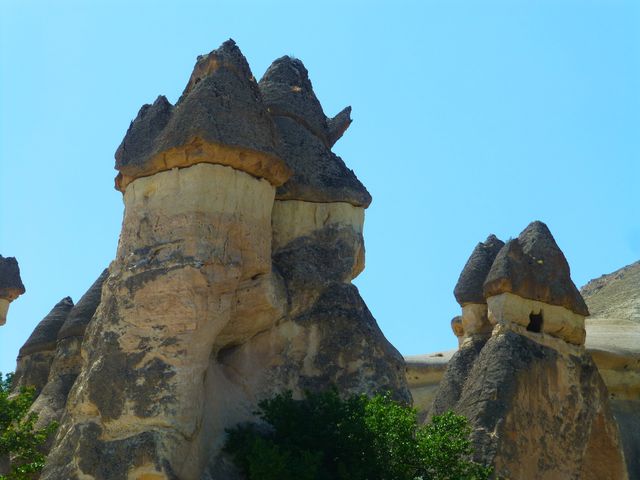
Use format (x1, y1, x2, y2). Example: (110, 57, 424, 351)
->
(454, 235, 504, 306)
(0, 255, 26, 326)
(259, 56, 371, 207)
(13, 297, 74, 395)
(40, 40, 408, 480)
(484, 221, 589, 316)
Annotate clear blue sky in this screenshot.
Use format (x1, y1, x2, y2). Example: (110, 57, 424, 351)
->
(1, 0, 639, 375)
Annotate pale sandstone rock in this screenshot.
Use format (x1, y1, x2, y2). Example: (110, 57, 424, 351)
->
(405, 350, 455, 416)
(487, 292, 586, 345)
(460, 303, 492, 339)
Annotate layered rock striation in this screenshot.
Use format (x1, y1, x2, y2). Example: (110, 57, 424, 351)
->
(0, 255, 26, 326)
(430, 221, 627, 480)
(40, 40, 408, 480)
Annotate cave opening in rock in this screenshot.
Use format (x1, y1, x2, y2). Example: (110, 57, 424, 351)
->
(527, 312, 543, 333)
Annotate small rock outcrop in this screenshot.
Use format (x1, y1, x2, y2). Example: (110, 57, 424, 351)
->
(0, 255, 26, 326)
(430, 221, 627, 480)
(39, 40, 408, 480)
(12, 297, 74, 396)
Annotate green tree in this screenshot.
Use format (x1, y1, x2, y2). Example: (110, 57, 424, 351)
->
(225, 389, 492, 480)
(0, 373, 58, 480)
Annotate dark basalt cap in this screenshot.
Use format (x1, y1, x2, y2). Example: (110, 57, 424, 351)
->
(115, 39, 288, 189)
(58, 269, 108, 340)
(483, 221, 589, 316)
(454, 235, 505, 306)
(0, 255, 26, 300)
(259, 56, 371, 207)
(19, 297, 74, 357)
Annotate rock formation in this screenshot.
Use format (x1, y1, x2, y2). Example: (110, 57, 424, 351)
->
(581, 261, 640, 480)
(12, 297, 74, 396)
(30, 269, 108, 432)
(0, 255, 25, 326)
(430, 221, 628, 480)
(38, 40, 408, 480)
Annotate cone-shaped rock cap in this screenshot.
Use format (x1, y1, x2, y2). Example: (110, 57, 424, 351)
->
(483, 221, 589, 316)
(19, 297, 74, 357)
(115, 39, 290, 191)
(259, 56, 371, 207)
(58, 269, 108, 340)
(0, 255, 25, 300)
(454, 235, 505, 306)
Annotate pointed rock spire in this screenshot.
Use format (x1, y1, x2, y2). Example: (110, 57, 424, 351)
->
(19, 297, 74, 357)
(483, 221, 589, 316)
(259, 56, 371, 207)
(58, 269, 108, 340)
(454, 235, 504, 306)
(115, 39, 290, 191)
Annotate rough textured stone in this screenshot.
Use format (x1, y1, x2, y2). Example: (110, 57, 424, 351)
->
(453, 235, 504, 305)
(484, 221, 589, 316)
(115, 39, 290, 191)
(259, 57, 371, 207)
(36, 43, 406, 480)
(0, 255, 26, 326)
(12, 297, 74, 395)
(30, 269, 108, 434)
(431, 331, 627, 480)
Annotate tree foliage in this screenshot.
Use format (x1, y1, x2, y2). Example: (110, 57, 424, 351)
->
(0, 373, 58, 480)
(225, 389, 492, 480)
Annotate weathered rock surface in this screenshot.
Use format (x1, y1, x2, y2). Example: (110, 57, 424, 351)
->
(259, 56, 371, 207)
(0, 255, 26, 325)
(12, 297, 73, 395)
(454, 235, 504, 305)
(484, 221, 589, 316)
(30, 269, 108, 431)
(432, 331, 627, 480)
(581, 261, 640, 480)
(427, 222, 627, 479)
(115, 39, 290, 192)
(40, 41, 408, 480)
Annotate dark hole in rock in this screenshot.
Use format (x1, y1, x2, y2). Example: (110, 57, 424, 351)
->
(527, 312, 543, 333)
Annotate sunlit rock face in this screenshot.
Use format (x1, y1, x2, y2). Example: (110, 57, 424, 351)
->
(40, 40, 408, 480)
(429, 221, 627, 480)
(0, 255, 26, 326)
